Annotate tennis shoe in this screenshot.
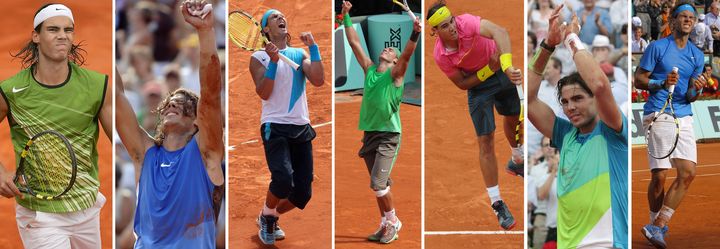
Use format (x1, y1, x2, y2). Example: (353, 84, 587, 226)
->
(492, 200, 516, 230)
(506, 159, 524, 177)
(258, 215, 278, 245)
(367, 222, 385, 241)
(642, 224, 667, 249)
(379, 218, 402, 244)
(257, 215, 285, 240)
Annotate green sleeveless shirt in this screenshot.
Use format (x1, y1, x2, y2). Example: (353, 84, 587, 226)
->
(0, 63, 107, 213)
(358, 65, 404, 133)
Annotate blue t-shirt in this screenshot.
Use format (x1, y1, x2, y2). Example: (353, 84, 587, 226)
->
(574, 7, 613, 45)
(552, 114, 628, 249)
(638, 35, 704, 117)
(134, 137, 217, 249)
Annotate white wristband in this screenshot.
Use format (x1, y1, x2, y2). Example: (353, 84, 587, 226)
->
(564, 33, 586, 57)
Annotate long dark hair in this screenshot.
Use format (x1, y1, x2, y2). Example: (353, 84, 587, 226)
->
(11, 3, 86, 69)
(556, 72, 594, 103)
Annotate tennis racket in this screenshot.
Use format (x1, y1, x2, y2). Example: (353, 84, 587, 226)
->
(228, 10, 300, 70)
(515, 84, 524, 155)
(391, 0, 417, 22)
(13, 130, 77, 200)
(645, 67, 680, 159)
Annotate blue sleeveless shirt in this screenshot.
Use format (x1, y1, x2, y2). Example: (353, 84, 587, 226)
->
(134, 137, 216, 248)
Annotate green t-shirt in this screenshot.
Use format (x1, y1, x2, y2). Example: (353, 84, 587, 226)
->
(358, 65, 404, 133)
(0, 63, 107, 213)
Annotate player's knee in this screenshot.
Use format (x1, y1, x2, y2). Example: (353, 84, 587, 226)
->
(373, 186, 390, 197)
(677, 167, 696, 187)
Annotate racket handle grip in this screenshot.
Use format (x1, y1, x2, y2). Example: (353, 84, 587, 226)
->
(279, 54, 300, 70)
(669, 67, 678, 93)
(515, 84, 524, 101)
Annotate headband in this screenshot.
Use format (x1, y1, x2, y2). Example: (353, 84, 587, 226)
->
(428, 6, 451, 27)
(34, 4, 74, 29)
(673, 4, 696, 18)
(261, 9, 279, 29)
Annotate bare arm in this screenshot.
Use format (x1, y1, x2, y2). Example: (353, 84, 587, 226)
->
(249, 57, 275, 100)
(479, 18, 523, 83)
(341, 1, 373, 73)
(569, 14, 622, 132)
(537, 170, 556, 200)
(0, 97, 22, 198)
(115, 68, 153, 183)
(99, 77, 113, 142)
(299, 33, 325, 87)
(634, 67, 652, 90)
(181, 1, 224, 186)
(528, 5, 564, 139)
(391, 19, 421, 87)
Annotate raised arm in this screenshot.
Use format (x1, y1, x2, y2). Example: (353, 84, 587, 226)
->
(299, 32, 325, 87)
(181, 0, 224, 186)
(115, 68, 153, 182)
(566, 13, 622, 132)
(391, 19, 421, 87)
(527, 5, 563, 139)
(341, 1, 373, 73)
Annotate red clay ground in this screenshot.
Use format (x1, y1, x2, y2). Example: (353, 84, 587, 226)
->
(0, 1, 113, 249)
(631, 143, 720, 248)
(423, 0, 526, 248)
(334, 93, 422, 249)
(227, 0, 333, 248)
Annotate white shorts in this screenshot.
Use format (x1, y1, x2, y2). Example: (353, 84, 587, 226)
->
(642, 113, 698, 169)
(16, 193, 106, 249)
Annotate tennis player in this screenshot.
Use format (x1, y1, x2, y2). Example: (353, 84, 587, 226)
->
(527, 5, 627, 248)
(634, 1, 707, 247)
(427, 0, 523, 230)
(115, 1, 224, 248)
(340, 1, 419, 244)
(247, 7, 325, 245)
(0, 3, 111, 248)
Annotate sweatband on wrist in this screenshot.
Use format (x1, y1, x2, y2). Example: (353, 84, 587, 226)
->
(500, 53, 513, 72)
(264, 61, 278, 80)
(410, 30, 420, 42)
(648, 79, 665, 90)
(563, 33, 586, 58)
(529, 44, 553, 75)
(343, 13, 352, 27)
(476, 65, 495, 81)
(309, 44, 321, 62)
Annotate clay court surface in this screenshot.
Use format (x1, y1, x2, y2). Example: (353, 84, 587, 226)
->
(631, 143, 720, 248)
(227, 0, 333, 247)
(0, 1, 113, 249)
(334, 93, 422, 248)
(423, 0, 525, 248)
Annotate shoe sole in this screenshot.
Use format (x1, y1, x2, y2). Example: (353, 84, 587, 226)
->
(505, 168, 523, 177)
(501, 220, 517, 231)
(641, 227, 666, 249)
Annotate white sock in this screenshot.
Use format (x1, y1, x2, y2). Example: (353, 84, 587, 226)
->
(384, 209, 397, 223)
(380, 216, 387, 226)
(262, 203, 278, 217)
(487, 185, 502, 204)
(650, 211, 659, 224)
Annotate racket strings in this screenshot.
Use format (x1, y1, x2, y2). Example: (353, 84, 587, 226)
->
(229, 13, 265, 50)
(24, 134, 74, 196)
(647, 114, 679, 158)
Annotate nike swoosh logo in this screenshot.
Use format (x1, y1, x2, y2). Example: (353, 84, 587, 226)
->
(381, 169, 388, 173)
(56, 8, 64, 11)
(160, 163, 172, 167)
(12, 86, 29, 93)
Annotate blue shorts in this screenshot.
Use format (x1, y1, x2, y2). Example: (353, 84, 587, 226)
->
(467, 70, 521, 136)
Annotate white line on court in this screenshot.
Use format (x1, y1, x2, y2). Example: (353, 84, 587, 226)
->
(230, 121, 333, 147)
(632, 163, 720, 173)
(639, 173, 720, 181)
(424, 231, 524, 235)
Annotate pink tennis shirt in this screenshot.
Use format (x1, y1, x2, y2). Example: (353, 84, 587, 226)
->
(433, 14, 497, 77)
